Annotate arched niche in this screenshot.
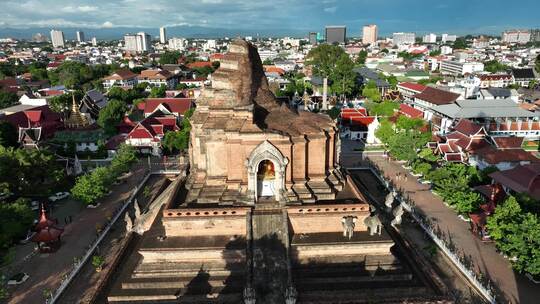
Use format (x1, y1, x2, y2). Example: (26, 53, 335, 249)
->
(246, 140, 288, 203)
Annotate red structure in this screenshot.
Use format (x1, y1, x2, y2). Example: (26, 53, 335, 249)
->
(31, 205, 64, 253)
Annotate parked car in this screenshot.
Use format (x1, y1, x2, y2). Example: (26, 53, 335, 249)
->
(48, 192, 70, 202)
(30, 201, 40, 211)
(7, 273, 29, 285)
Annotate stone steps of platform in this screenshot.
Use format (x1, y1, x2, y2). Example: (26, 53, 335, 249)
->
(108, 287, 243, 303)
(292, 254, 401, 269)
(294, 274, 420, 292)
(133, 263, 246, 279)
(296, 287, 432, 303)
(121, 275, 246, 290)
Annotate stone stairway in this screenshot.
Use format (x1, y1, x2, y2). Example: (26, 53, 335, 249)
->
(251, 205, 290, 304)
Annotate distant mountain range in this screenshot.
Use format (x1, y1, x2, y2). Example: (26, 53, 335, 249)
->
(0, 26, 309, 40)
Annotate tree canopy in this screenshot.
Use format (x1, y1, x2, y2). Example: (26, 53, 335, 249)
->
(162, 108, 194, 154)
(364, 100, 398, 116)
(97, 99, 128, 136)
(484, 60, 510, 73)
(0, 91, 19, 109)
(306, 45, 357, 96)
(0, 121, 17, 148)
(159, 51, 182, 65)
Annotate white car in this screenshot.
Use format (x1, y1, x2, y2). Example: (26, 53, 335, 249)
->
(48, 192, 70, 202)
(30, 201, 40, 211)
(7, 273, 29, 285)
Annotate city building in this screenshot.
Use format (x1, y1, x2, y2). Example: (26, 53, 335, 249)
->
(422, 33, 437, 44)
(502, 30, 531, 44)
(397, 82, 427, 101)
(440, 60, 484, 76)
(531, 29, 540, 42)
(511, 68, 537, 87)
(479, 74, 514, 88)
(76, 31, 85, 43)
(362, 24, 378, 45)
(91, 37, 97, 46)
(308, 32, 317, 45)
(473, 37, 490, 48)
(325, 25, 346, 44)
(137, 69, 177, 89)
(168, 37, 187, 50)
(124, 32, 151, 52)
(159, 27, 167, 44)
(441, 34, 457, 43)
(392, 32, 415, 45)
(50, 29, 65, 48)
(102, 69, 138, 89)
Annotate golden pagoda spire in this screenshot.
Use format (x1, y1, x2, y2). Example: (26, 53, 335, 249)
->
(65, 92, 89, 128)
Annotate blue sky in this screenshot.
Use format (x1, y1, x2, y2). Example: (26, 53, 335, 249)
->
(1, 0, 539, 36)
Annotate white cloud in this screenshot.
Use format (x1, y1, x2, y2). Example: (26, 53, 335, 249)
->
(101, 21, 114, 28)
(324, 6, 337, 13)
(61, 5, 98, 13)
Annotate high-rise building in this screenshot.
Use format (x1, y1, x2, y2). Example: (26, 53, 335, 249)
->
(392, 32, 415, 45)
(76, 31, 85, 43)
(50, 30, 65, 48)
(308, 32, 318, 46)
(92, 37, 97, 46)
(502, 30, 531, 44)
(32, 33, 48, 43)
(531, 29, 540, 42)
(362, 24, 378, 45)
(124, 32, 151, 52)
(160, 27, 167, 44)
(325, 26, 346, 44)
(441, 34, 457, 43)
(422, 33, 437, 44)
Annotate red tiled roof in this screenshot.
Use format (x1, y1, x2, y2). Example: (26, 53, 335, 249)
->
(264, 66, 286, 75)
(453, 119, 485, 137)
(493, 137, 524, 150)
(399, 104, 423, 118)
(398, 82, 427, 93)
(187, 61, 212, 69)
(139, 69, 173, 80)
(413, 87, 460, 105)
(104, 69, 137, 80)
(490, 163, 540, 200)
(1, 105, 62, 138)
(479, 74, 512, 81)
(475, 146, 539, 164)
(142, 98, 194, 115)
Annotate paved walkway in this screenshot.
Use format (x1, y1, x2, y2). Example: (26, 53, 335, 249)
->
(358, 154, 540, 304)
(6, 162, 148, 304)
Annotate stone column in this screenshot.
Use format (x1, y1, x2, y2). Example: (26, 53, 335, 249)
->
(307, 134, 327, 181)
(291, 136, 307, 183)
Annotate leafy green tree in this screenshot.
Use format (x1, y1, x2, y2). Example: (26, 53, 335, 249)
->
(535, 54, 540, 74)
(362, 80, 381, 102)
(355, 50, 368, 65)
(365, 100, 398, 116)
(306, 44, 357, 96)
(0, 91, 18, 109)
(326, 107, 340, 120)
(48, 91, 84, 113)
(487, 196, 522, 246)
(452, 191, 482, 214)
(374, 119, 394, 147)
(0, 198, 34, 249)
(110, 144, 137, 175)
(0, 121, 17, 148)
(159, 51, 181, 65)
(161, 108, 194, 154)
(484, 60, 510, 73)
(149, 85, 166, 98)
(97, 99, 128, 136)
(452, 37, 468, 49)
(429, 50, 441, 57)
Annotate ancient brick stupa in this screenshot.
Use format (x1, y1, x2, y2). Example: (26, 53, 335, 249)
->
(188, 39, 342, 205)
(106, 40, 449, 304)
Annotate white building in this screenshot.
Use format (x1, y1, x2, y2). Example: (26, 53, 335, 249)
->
(76, 31, 85, 43)
(422, 33, 437, 44)
(168, 37, 187, 51)
(204, 39, 217, 50)
(159, 27, 167, 44)
(440, 45, 453, 55)
(441, 34, 457, 43)
(91, 37, 97, 46)
(124, 32, 151, 52)
(50, 30, 65, 48)
(502, 30, 531, 44)
(362, 25, 378, 45)
(440, 60, 484, 76)
(392, 32, 415, 45)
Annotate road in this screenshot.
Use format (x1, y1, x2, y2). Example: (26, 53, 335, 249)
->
(340, 139, 540, 304)
(5, 162, 148, 304)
